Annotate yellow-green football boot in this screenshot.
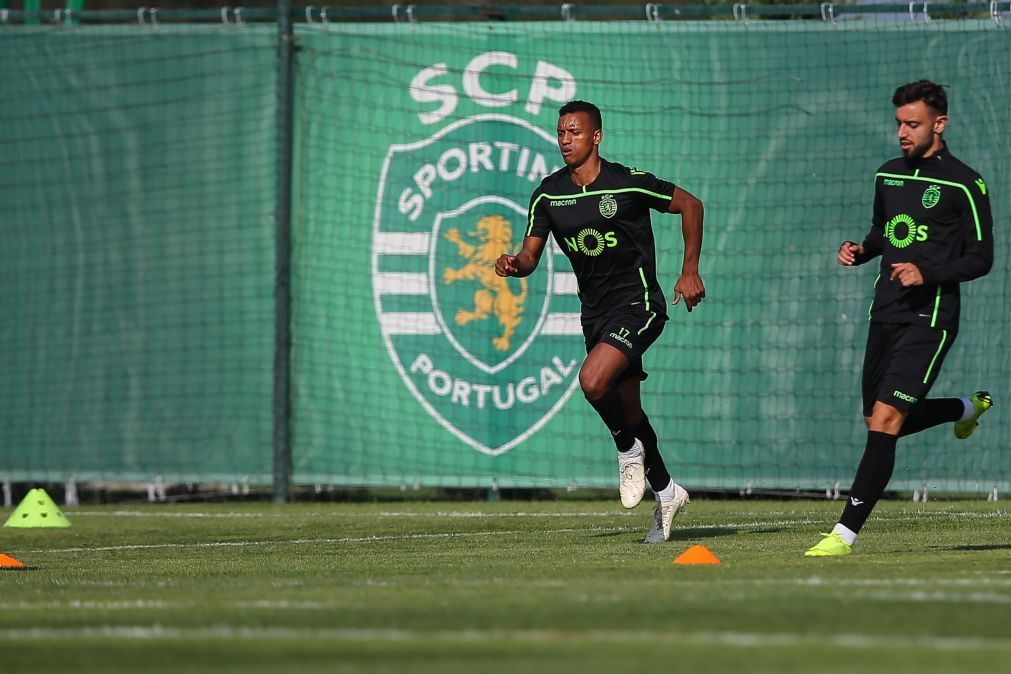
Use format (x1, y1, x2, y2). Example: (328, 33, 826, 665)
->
(954, 391, 993, 440)
(804, 532, 853, 557)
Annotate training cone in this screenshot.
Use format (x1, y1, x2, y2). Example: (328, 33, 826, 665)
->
(0, 554, 27, 570)
(3, 488, 71, 528)
(673, 545, 721, 565)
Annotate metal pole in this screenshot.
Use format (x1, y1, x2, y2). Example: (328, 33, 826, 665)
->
(272, 0, 294, 503)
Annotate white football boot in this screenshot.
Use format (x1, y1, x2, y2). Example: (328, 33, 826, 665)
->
(617, 439, 646, 509)
(643, 482, 690, 543)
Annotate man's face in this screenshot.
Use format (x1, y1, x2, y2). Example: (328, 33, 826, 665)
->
(556, 112, 601, 167)
(895, 101, 947, 159)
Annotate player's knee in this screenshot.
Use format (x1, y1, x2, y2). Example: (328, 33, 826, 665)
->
(868, 404, 905, 434)
(578, 370, 607, 401)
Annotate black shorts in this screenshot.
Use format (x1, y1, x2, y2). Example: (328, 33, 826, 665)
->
(861, 322, 956, 416)
(582, 305, 667, 381)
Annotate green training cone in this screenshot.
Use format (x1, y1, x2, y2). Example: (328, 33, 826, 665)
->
(3, 488, 71, 528)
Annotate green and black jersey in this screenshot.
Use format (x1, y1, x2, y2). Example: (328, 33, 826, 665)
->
(526, 158, 676, 321)
(854, 145, 993, 330)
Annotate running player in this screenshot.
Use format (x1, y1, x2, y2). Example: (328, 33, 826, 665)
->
(806, 80, 994, 557)
(495, 100, 706, 542)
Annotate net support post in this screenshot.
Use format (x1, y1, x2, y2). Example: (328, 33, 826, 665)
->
(64, 476, 79, 506)
(146, 476, 166, 503)
(272, 0, 295, 503)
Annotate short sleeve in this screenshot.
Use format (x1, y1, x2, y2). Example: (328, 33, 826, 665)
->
(627, 168, 677, 212)
(525, 186, 551, 238)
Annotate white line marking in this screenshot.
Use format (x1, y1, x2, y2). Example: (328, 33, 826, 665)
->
(0, 627, 1009, 651)
(64, 510, 820, 525)
(3, 586, 1009, 613)
(849, 591, 1011, 604)
(68, 511, 264, 519)
(31, 530, 530, 554)
(0, 601, 179, 610)
(668, 577, 1011, 588)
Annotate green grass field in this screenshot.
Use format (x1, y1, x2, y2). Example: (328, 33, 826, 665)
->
(2, 498, 1010, 673)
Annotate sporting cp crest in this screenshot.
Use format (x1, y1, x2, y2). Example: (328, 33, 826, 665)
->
(372, 114, 584, 456)
(598, 193, 617, 219)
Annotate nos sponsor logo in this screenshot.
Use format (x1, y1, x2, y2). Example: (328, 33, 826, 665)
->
(372, 111, 584, 456)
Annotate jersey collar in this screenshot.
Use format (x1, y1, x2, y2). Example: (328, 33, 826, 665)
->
(904, 141, 949, 169)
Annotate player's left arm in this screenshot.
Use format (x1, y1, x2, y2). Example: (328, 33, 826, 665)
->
(909, 176, 994, 286)
(667, 187, 705, 312)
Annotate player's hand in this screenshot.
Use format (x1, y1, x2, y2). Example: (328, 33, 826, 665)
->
(672, 271, 705, 312)
(837, 241, 863, 266)
(890, 262, 923, 287)
(495, 254, 519, 277)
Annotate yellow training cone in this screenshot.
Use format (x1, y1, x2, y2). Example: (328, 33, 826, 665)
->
(3, 488, 71, 528)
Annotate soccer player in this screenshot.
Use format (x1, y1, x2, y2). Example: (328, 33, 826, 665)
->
(806, 81, 994, 557)
(495, 100, 705, 543)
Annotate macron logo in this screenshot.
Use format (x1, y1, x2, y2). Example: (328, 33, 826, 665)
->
(893, 390, 918, 404)
(850, 497, 864, 506)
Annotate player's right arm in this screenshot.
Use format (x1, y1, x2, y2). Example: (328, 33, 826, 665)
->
(496, 236, 546, 278)
(839, 178, 885, 266)
(499, 184, 552, 277)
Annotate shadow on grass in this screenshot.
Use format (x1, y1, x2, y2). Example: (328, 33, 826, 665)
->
(588, 530, 633, 539)
(670, 527, 738, 540)
(951, 544, 1011, 551)
(588, 527, 739, 542)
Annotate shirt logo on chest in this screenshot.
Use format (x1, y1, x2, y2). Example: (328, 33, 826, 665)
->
(884, 213, 928, 248)
(599, 193, 617, 219)
(921, 184, 941, 209)
(568, 227, 618, 256)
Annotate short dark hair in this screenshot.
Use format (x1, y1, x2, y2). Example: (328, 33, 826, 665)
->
(892, 80, 948, 115)
(558, 100, 602, 130)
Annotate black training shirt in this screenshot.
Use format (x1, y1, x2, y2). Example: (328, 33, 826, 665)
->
(526, 158, 676, 321)
(853, 145, 993, 330)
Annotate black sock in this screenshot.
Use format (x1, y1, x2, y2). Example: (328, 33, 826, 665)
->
(899, 398, 965, 437)
(839, 430, 897, 534)
(632, 415, 671, 493)
(587, 387, 634, 451)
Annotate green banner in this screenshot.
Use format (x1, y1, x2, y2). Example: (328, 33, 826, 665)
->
(0, 26, 278, 483)
(0, 21, 1007, 494)
(291, 21, 1009, 492)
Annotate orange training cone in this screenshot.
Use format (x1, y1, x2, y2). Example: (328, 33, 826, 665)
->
(0, 554, 27, 570)
(673, 545, 721, 565)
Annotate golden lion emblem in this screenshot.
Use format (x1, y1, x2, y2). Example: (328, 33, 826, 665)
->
(443, 215, 528, 352)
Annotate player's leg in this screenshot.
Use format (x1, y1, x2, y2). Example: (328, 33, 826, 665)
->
(579, 342, 635, 449)
(579, 343, 646, 508)
(580, 307, 667, 510)
(829, 400, 905, 546)
(899, 398, 966, 436)
(808, 322, 894, 556)
(616, 375, 676, 499)
(617, 376, 690, 543)
(807, 324, 952, 557)
(893, 335, 992, 438)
